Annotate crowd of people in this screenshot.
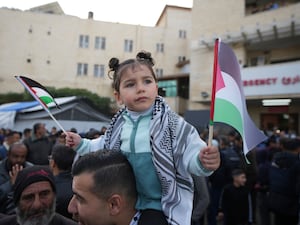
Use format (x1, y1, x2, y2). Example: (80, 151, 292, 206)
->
(0, 124, 299, 225)
(0, 50, 299, 225)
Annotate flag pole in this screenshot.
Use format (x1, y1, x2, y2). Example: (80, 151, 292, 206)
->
(208, 38, 220, 147)
(46, 110, 67, 133)
(15, 76, 67, 133)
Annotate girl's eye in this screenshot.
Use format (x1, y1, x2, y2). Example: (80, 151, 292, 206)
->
(125, 82, 134, 88)
(144, 79, 153, 84)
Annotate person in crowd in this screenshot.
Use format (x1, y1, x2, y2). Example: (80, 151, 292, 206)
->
(0, 143, 33, 214)
(0, 165, 76, 225)
(99, 126, 107, 135)
(256, 134, 281, 165)
(207, 135, 241, 225)
(233, 135, 257, 224)
(66, 51, 220, 225)
(50, 126, 57, 136)
(255, 135, 282, 225)
(0, 131, 21, 160)
(49, 144, 76, 219)
(268, 137, 300, 225)
(53, 130, 66, 147)
(191, 174, 209, 225)
(23, 122, 53, 165)
(68, 150, 140, 225)
(218, 169, 250, 225)
(0, 128, 5, 145)
(22, 128, 31, 142)
(85, 128, 102, 140)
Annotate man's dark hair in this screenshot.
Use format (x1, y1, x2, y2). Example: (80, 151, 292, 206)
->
(51, 144, 76, 171)
(6, 130, 20, 138)
(72, 150, 137, 202)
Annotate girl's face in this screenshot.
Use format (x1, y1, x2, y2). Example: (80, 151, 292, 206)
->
(114, 65, 158, 112)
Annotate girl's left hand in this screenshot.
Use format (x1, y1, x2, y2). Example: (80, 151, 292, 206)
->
(199, 146, 220, 171)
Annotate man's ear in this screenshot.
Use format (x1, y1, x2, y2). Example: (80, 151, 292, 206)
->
(49, 159, 55, 169)
(108, 194, 122, 216)
(114, 91, 123, 105)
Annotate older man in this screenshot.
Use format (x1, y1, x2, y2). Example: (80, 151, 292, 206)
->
(0, 165, 76, 225)
(0, 143, 33, 214)
(68, 150, 140, 225)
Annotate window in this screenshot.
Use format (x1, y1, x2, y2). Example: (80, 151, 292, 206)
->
(77, 63, 88, 76)
(158, 80, 177, 97)
(156, 43, 164, 53)
(94, 64, 105, 77)
(79, 35, 89, 48)
(155, 68, 163, 78)
(179, 30, 186, 39)
(124, 39, 133, 52)
(95, 36, 106, 50)
(178, 56, 186, 62)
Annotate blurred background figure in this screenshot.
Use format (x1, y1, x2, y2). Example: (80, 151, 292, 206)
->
(0, 131, 21, 161)
(267, 138, 300, 225)
(0, 143, 33, 214)
(218, 169, 250, 225)
(49, 144, 76, 219)
(23, 122, 53, 165)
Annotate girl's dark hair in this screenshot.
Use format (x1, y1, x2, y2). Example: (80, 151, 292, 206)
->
(108, 50, 156, 92)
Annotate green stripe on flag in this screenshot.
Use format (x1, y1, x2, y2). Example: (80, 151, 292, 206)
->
(40, 96, 54, 105)
(214, 98, 244, 137)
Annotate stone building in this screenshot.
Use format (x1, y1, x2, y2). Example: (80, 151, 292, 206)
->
(0, 0, 299, 133)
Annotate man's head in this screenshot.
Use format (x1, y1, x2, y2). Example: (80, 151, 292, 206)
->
(68, 150, 137, 225)
(33, 123, 46, 138)
(49, 144, 76, 175)
(5, 130, 21, 145)
(281, 138, 300, 153)
(7, 143, 28, 169)
(13, 166, 56, 225)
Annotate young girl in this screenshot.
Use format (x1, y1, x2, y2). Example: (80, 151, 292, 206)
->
(66, 51, 220, 225)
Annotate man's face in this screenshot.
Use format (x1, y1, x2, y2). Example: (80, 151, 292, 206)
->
(16, 181, 56, 225)
(68, 173, 109, 225)
(8, 145, 27, 167)
(37, 124, 46, 137)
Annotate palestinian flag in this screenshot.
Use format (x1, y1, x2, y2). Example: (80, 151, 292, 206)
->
(210, 39, 267, 155)
(15, 76, 59, 110)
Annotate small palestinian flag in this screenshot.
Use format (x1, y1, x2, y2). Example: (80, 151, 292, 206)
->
(15, 76, 60, 109)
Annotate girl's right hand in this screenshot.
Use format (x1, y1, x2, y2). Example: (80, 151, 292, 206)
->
(65, 131, 82, 149)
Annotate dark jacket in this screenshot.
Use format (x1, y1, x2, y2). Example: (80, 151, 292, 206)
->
(23, 135, 53, 165)
(55, 171, 73, 219)
(268, 151, 300, 216)
(0, 213, 77, 225)
(220, 184, 250, 225)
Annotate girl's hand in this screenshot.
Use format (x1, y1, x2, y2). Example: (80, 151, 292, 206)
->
(65, 131, 82, 149)
(199, 146, 220, 171)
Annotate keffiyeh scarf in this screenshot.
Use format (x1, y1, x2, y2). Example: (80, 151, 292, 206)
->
(104, 96, 197, 225)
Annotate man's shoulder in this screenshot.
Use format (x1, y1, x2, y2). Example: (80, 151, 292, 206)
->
(51, 213, 77, 225)
(0, 214, 17, 225)
(0, 159, 8, 174)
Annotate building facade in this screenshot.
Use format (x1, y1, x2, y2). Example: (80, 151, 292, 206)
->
(0, 1, 300, 134)
(190, 0, 300, 135)
(0, 2, 191, 105)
